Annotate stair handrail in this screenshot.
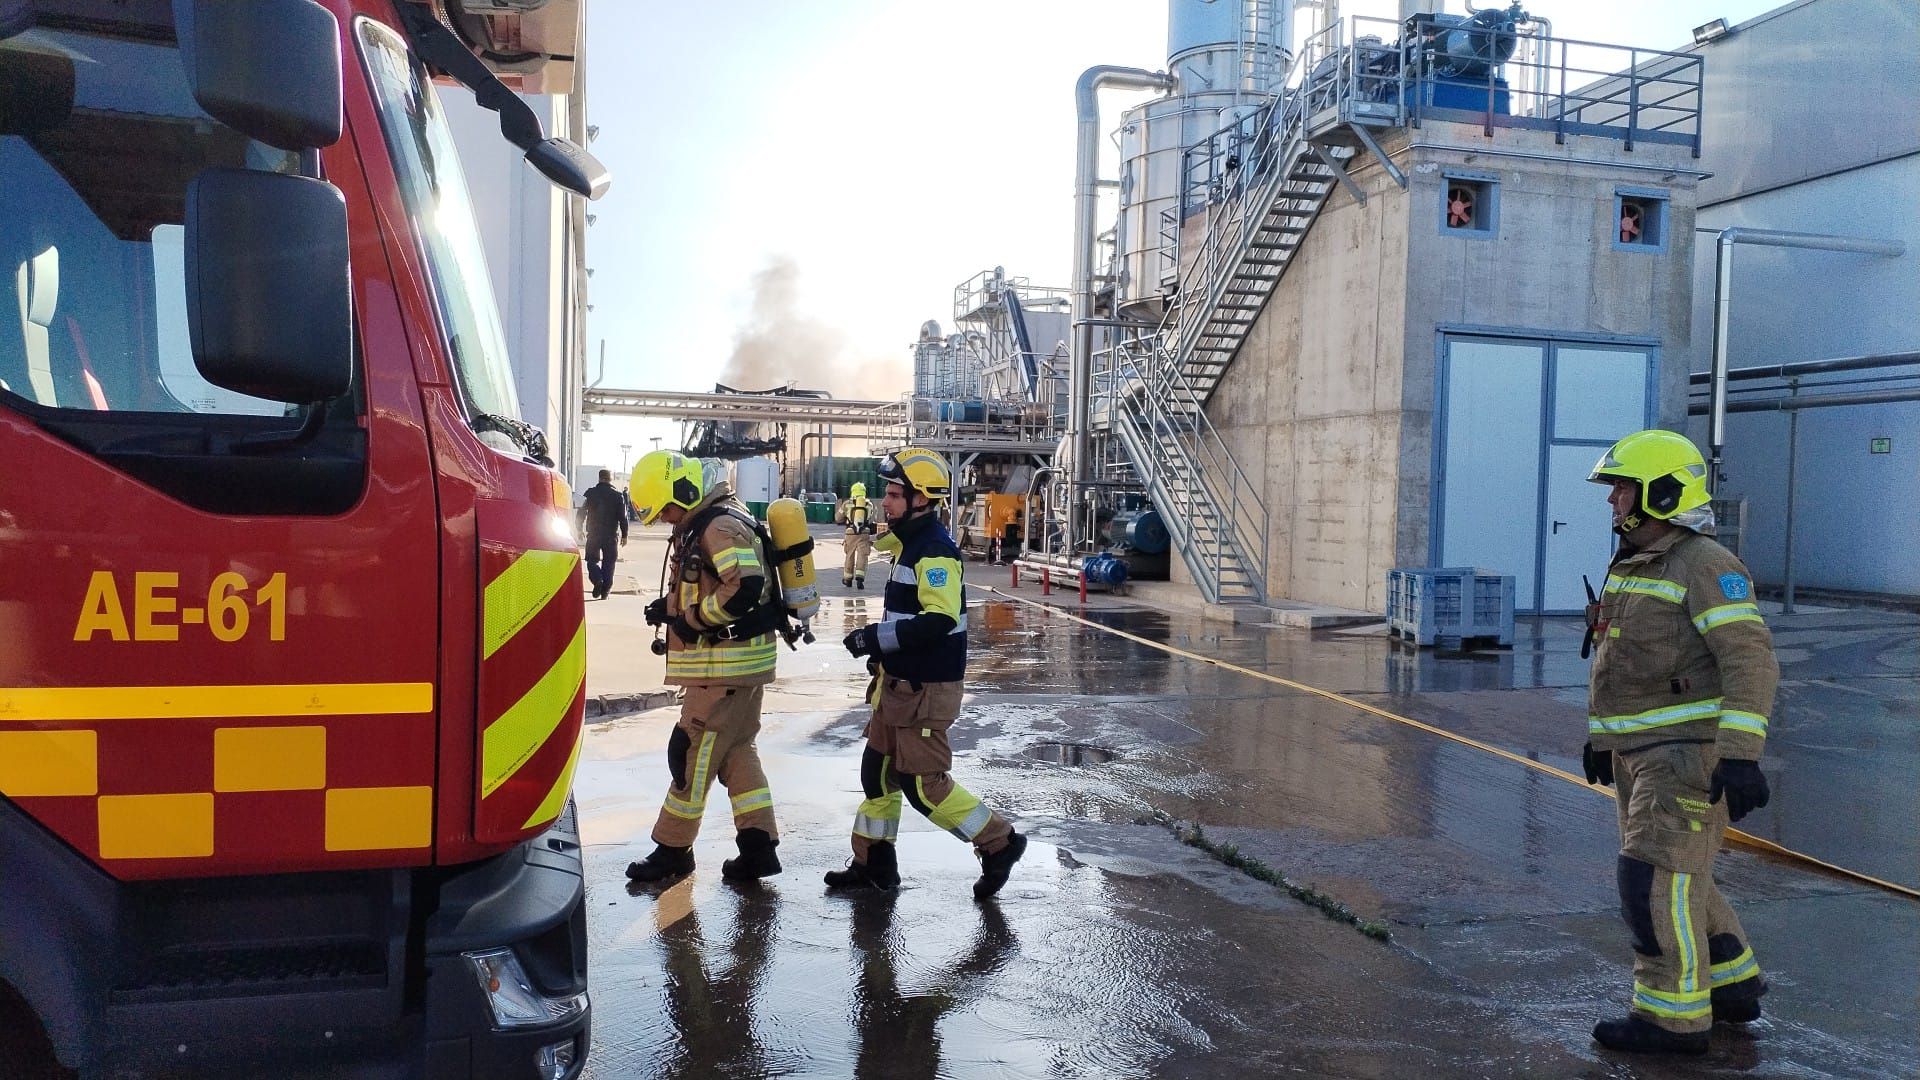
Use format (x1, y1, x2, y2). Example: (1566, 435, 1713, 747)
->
(1107, 330, 1269, 598)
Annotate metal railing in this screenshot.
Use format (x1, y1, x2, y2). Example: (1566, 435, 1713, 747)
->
(952, 269, 1070, 323)
(1097, 331, 1270, 601)
(1302, 14, 1704, 154)
(864, 394, 1059, 456)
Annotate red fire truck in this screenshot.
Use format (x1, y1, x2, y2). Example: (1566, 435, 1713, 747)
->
(1, 1, 605, 1075)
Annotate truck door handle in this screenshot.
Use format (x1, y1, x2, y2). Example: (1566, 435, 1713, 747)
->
(1552, 520, 1567, 534)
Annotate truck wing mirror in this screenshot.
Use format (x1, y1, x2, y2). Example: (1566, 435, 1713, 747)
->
(174, 0, 342, 150)
(525, 137, 611, 201)
(395, 2, 610, 200)
(185, 168, 352, 404)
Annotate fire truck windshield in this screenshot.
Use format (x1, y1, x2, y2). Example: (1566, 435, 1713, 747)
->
(356, 16, 524, 438)
(0, 19, 307, 418)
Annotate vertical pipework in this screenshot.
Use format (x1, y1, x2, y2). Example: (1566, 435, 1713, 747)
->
(1071, 66, 1175, 487)
(1707, 228, 1903, 490)
(1708, 233, 1736, 489)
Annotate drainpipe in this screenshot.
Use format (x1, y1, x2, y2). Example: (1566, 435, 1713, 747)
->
(1071, 65, 1175, 493)
(1704, 227, 1904, 489)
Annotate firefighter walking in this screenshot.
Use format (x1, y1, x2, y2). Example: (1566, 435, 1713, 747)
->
(1582, 430, 1775, 1055)
(841, 481, 875, 589)
(827, 448, 1027, 900)
(625, 450, 784, 884)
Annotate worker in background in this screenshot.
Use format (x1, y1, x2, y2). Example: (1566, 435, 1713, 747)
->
(828, 448, 1026, 900)
(625, 450, 783, 884)
(1581, 430, 1775, 1055)
(581, 468, 628, 601)
(839, 481, 876, 589)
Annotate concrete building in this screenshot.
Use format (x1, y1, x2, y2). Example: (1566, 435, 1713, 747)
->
(1113, 12, 1712, 611)
(1679, 0, 1919, 600)
(1206, 125, 1703, 613)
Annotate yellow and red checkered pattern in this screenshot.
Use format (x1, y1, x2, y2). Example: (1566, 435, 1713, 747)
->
(0, 697, 435, 877)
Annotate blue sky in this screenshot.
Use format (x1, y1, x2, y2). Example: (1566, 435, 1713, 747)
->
(578, 0, 1784, 469)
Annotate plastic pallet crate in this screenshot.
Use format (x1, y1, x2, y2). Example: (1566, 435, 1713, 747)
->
(1387, 567, 1515, 647)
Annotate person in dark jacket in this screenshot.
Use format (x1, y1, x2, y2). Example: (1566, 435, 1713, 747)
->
(582, 469, 629, 600)
(827, 447, 1025, 900)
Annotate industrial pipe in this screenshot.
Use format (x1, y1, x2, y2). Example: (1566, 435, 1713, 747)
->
(1071, 65, 1175, 492)
(1704, 228, 1906, 488)
(1687, 387, 1920, 415)
(1687, 350, 1920, 385)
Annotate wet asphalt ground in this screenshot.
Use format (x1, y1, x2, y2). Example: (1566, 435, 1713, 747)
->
(576, 526, 1918, 1078)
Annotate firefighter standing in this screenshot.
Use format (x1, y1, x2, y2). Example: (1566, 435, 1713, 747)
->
(1582, 430, 1775, 1055)
(580, 468, 628, 601)
(625, 451, 784, 884)
(827, 448, 1027, 900)
(841, 481, 875, 589)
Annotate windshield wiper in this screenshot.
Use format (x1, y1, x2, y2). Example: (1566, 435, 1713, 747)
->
(473, 411, 554, 468)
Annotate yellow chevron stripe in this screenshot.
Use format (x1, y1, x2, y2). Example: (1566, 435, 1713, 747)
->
(482, 623, 587, 797)
(0, 683, 431, 721)
(483, 549, 579, 659)
(520, 729, 583, 830)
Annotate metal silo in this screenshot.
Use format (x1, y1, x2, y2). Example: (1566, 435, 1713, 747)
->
(1113, 0, 1292, 316)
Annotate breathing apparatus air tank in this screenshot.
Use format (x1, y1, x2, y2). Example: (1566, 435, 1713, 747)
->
(765, 498, 820, 642)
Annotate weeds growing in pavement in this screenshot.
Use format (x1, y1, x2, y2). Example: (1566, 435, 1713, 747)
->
(1150, 813, 1393, 941)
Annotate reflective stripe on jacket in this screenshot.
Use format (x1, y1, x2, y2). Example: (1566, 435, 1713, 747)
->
(664, 485, 776, 686)
(1587, 530, 1777, 759)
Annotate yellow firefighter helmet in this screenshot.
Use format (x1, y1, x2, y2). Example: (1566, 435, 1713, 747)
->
(1588, 429, 1711, 521)
(630, 450, 704, 525)
(879, 447, 950, 502)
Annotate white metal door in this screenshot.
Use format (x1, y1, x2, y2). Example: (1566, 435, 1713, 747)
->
(1440, 339, 1546, 610)
(1541, 446, 1615, 610)
(1541, 346, 1652, 611)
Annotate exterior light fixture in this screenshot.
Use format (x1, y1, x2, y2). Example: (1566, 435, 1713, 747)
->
(1691, 18, 1730, 44)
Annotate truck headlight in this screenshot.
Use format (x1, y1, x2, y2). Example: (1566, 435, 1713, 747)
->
(465, 948, 588, 1029)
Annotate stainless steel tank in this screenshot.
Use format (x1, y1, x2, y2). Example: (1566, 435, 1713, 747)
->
(1113, 0, 1293, 316)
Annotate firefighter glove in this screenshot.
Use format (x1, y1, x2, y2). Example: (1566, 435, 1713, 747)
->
(843, 625, 880, 658)
(1708, 758, 1769, 822)
(644, 597, 669, 626)
(1582, 742, 1614, 787)
(669, 615, 703, 645)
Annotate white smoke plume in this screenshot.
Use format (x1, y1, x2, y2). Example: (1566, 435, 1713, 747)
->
(719, 257, 908, 400)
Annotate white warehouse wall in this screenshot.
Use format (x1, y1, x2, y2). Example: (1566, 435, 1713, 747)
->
(1683, 0, 1920, 597)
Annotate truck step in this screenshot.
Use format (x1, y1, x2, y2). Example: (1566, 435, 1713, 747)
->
(113, 940, 386, 1004)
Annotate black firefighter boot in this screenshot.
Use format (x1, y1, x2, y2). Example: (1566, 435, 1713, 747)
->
(972, 830, 1027, 900)
(624, 844, 694, 884)
(1709, 934, 1767, 1023)
(721, 828, 783, 881)
(1592, 1015, 1709, 1056)
(824, 840, 900, 891)
(855, 575, 865, 590)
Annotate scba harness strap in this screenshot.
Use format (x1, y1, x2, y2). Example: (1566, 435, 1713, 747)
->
(665, 502, 801, 649)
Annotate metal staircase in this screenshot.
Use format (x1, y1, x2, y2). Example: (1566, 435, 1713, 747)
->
(1109, 25, 1409, 603)
(1108, 338, 1270, 602)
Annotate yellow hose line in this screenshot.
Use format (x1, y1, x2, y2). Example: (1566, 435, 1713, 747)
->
(984, 586, 1920, 902)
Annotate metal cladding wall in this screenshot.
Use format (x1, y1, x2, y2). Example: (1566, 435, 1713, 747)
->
(1684, 0, 1920, 596)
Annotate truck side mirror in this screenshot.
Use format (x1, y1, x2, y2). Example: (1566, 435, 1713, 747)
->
(173, 0, 342, 150)
(525, 138, 611, 201)
(185, 168, 351, 404)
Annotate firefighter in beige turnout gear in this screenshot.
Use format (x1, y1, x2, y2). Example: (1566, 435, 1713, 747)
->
(625, 451, 783, 884)
(1582, 430, 1775, 1055)
(840, 481, 875, 589)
